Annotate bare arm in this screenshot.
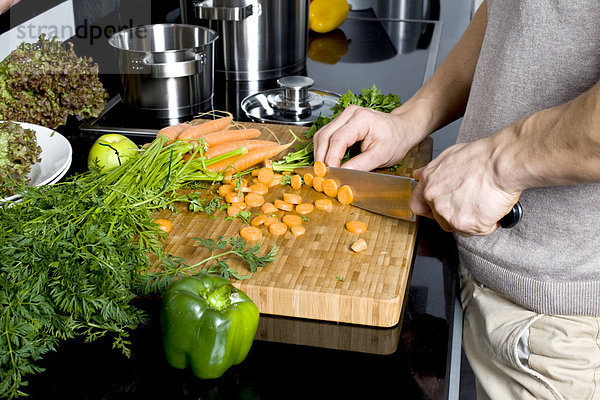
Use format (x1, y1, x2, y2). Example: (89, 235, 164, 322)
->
(312, 2, 488, 170)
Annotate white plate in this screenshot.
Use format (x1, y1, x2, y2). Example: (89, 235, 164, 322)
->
(1, 121, 72, 202)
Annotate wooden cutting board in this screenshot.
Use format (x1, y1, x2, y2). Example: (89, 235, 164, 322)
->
(156, 121, 432, 327)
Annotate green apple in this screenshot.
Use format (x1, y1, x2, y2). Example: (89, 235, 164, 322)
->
(87, 134, 139, 172)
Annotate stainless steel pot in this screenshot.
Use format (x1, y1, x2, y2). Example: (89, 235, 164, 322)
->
(108, 24, 218, 117)
(181, 0, 308, 81)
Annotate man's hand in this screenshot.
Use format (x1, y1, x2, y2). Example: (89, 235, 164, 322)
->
(0, 0, 20, 14)
(313, 104, 427, 171)
(409, 137, 522, 236)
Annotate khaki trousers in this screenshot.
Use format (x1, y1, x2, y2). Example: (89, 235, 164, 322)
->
(460, 266, 600, 400)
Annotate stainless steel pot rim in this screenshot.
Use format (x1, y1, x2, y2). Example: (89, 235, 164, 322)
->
(108, 23, 219, 54)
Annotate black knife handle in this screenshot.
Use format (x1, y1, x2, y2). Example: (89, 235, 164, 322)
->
(499, 201, 523, 229)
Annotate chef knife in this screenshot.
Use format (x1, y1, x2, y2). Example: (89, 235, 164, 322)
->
(294, 166, 522, 228)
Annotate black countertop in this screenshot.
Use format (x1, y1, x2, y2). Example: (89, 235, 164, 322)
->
(3, 1, 471, 398)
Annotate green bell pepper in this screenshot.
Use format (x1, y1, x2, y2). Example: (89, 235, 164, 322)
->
(160, 273, 259, 379)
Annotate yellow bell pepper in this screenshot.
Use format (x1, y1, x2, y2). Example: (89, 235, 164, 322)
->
(309, 0, 350, 34)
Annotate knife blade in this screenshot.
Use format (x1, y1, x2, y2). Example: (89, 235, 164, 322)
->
(294, 166, 523, 228)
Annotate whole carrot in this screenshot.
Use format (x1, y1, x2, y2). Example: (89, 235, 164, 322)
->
(178, 116, 233, 141)
(207, 142, 292, 174)
(205, 139, 278, 159)
(156, 122, 190, 144)
(196, 128, 261, 148)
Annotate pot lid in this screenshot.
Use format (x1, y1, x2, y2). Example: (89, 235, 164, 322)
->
(241, 76, 340, 126)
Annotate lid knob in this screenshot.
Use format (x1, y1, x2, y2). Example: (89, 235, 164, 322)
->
(271, 76, 323, 117)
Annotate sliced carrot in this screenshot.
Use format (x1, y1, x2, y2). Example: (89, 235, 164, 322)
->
(337, 185, 354, 205)
(282, 214, 303, 227)
(269, 221, 288, 236)
(269, 174, 284, 187)
(207, 143, 292, 174)
(313, 161, 327, 177)
(251, 214, 268, 226)
(227, 205, 242, 217)
(251, 169, 261, 176)
(178, 116, 233, 141)
(303, 173, 314, 188)
(154, 218, 173, 234)
(351, 238, 368, 253)
(231, 201, 247, 210)
(222, 174, 233, 184)
(156, 122, 190, 143)
(225, 191, 245, 204)
(261, 202, 278, 214)
(218, 184, 235, 197)
(282, 193, 302, 205)
(205, 139, 277, 159)
(291, 225, 306, 237)
(314, 198, 333, 211)
(263, 216, 278, 227)
(322, 178, 339, 198)
(245, 192, 265, 208)
(257, 167, 274, 186)
(312, 176, 325, 192)
(295, 203, 314, 215)
(249, 183, 269, 195)
(240, 226, 262, 241)
(345, 220, 367, 234)
(274, 199, 293, 211)
(290, 174, 303, 190)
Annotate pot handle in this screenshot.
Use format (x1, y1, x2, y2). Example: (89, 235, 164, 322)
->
(142, 53, 206, 78)
(193, 0, 258, 21)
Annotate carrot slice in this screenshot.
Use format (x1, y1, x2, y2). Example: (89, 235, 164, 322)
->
(312, 176, 325, 192)
(251, 214, 268, 226)
(178, 116, 233, 141)
(274, 199, 293, 211)
(231, 201, 247, 210)
(291, 225, 306, 237)
(263, 216, 278, 227)
(218, 184, 235, 197)
(322, 178, 339, 198)
(351, 238, 368, 253)
(314, 198, 333, 211)
(345, 220, 367, 234)
(269, 221, 288, 236)
(257, 167, 274, 186)
(240, 226, 262, 241)
(261, 202, 278, 214)
(249, 183, 269, 195)
(303, 173, 314, 188)
(225, 191, 245, 204)
(295, 203, 314, 215)
(337, 185, 354, 205)
(227, 205, 242, 217)
(245, 192, 265, 208)
(154, 218, 173, 234)
(269, 173, 283, 187)
(282, 193, 302, 205)
(313, 161, 327, 177)
(282, 214, 303, 227)
(290, 174, 302, 190)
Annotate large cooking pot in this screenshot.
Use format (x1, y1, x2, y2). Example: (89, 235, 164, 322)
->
(181, 0, 308, 81)
(108, 24, 218, 117)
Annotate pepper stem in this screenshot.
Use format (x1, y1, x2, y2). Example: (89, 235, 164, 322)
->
(205, 284, 232, 311)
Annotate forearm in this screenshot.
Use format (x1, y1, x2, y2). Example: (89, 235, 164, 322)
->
(394, 2, 488, 138)
(493, 81, 600, 192)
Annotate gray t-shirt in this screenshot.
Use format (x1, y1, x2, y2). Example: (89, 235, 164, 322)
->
(456, 0, 600, 315)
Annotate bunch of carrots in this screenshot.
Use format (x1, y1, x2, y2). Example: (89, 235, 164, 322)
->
(155, 114, 293, 176)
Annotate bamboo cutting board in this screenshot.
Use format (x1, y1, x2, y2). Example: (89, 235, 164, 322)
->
(156, 121, 432, 327)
